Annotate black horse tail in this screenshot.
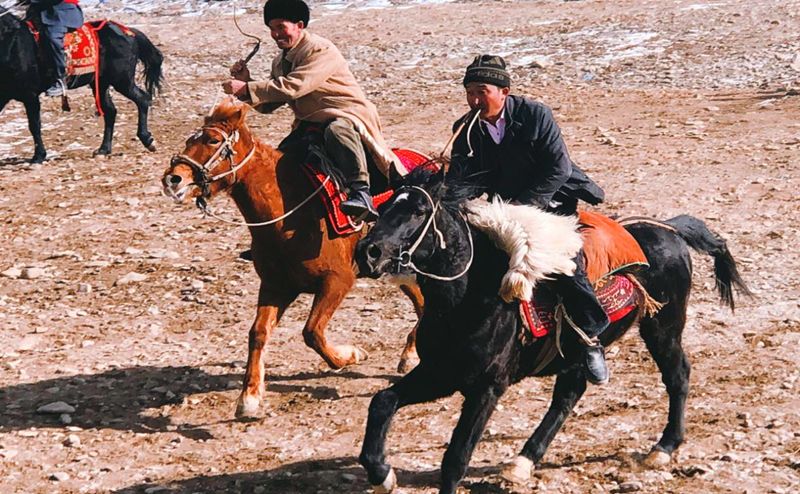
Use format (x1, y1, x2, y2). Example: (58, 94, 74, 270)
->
(132, 28, 163, 98)
(664, 215, 752, 311)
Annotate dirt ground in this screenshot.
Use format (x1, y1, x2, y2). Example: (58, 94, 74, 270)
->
(1, 0, 799, 493)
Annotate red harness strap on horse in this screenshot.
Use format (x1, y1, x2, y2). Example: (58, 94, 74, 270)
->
(302, 148, 433, 236)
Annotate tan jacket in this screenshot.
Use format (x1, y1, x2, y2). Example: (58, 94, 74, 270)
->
(247, 30, 402, 177)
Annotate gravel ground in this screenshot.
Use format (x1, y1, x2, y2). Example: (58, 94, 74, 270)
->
(1, 1, 798, 493)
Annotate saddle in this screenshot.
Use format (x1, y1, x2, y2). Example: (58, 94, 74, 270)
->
(519, 211, 654, 341)
(302, 148, 434, 236)
(25, 19, 134, 114)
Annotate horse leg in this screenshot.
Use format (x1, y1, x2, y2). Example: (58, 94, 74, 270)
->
(113, 82, 156, 152)
(439, 384, 505, 494)
(22, 96, 46, 163)
(639, 299, 690, 467)
(235, 288, 296, 418)
(397, 281, 423, 373)
(93, 84, 117, 156)
(302, 274, 367, 369)
(360, 363, 456, 493)
(501, 368, 587, 484)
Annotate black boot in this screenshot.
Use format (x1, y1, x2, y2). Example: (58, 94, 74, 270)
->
(340, 184, 378, 222)
(583, 344, 609, 385)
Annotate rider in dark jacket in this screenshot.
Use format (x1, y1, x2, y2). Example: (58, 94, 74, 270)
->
(450, 54, 611, 385)
(28, 0, 84, 97)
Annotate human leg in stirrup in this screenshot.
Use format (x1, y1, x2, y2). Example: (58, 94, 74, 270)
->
(324, 118, 378, 222)
(554, 252, 610, 385)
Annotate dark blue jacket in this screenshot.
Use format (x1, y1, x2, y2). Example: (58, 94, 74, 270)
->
(450, 95, 604, 209)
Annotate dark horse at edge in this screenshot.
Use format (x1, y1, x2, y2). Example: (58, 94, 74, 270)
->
(355, 168, 750, 494)
(0, 6, 163, 163)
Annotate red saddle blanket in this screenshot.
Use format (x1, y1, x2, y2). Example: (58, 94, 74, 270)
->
(519, 274, 641, 339)
(26, 20, 135, 114)
(301, 148, 434, 236)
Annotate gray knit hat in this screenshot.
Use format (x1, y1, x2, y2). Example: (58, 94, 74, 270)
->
(462, 55, 511, 88)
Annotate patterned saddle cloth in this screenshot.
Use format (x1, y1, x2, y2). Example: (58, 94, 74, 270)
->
(301, 148, 434, 236)
(519, 274, 642, 340)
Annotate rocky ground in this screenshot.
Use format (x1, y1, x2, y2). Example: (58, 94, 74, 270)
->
(1, 0, 799, 493)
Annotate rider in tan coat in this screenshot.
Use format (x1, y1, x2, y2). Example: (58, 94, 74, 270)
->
(223, 0, 400, 221)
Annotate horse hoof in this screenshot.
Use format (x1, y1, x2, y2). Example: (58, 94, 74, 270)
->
(93, 148, 111, 157)
(235, 394, 261, 419)
(500, 456, 533, 484)
(30, 156, 45, 164)
(373, 467, 396, 494)
(145, 141, 157, 152)
(354, 346, 370, 364)
(643, 449, 671, 468)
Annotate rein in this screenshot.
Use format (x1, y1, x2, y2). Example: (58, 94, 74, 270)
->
(171, 124, 330, 228)
(395, 186, 474, 282)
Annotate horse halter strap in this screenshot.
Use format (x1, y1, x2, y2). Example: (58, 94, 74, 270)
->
(396, 186, 474, 282)
(171, 125, 256, 199)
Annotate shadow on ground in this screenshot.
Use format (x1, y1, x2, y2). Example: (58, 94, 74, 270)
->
(113, 456, 516, 494)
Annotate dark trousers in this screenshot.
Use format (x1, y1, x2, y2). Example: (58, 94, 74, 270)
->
(553, 252, 610, 340)
(43, 23, 68, 80)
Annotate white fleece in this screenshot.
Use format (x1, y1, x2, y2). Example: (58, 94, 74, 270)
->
(466, 198, 583, 302)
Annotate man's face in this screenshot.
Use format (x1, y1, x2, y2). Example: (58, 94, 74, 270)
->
(465, 82, 509, 120)
(268, 19, 304, 50)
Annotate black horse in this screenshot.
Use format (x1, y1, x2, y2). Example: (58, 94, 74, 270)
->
(355, 168, 750, 494)
(0, 6, 163, 163)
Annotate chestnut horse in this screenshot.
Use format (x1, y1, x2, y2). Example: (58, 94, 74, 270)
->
(161, 98, 423, 418)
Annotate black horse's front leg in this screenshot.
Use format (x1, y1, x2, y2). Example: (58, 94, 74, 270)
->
(439, 384, 504, 494)
(502, 368, 587, 484)
(22, 96, 46, 163)
(359, 364, 454, 493)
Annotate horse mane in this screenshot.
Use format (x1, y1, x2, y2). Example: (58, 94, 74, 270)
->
(401, 165, 484, 214)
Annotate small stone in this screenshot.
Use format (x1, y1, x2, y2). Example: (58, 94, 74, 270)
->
(190, 280, 205, 291)
(124, 247, 143, 256)
(60, 414, 72, 425)
(144, 487, 169, 494)
(253, 487, 267, 494)
(50, 472, 70, 482)
(36, 401, 76, 414)
(616, 481, 643, 493)
(1, 267, 21, 279)
(77, 283, 92, 294)
(64, 434, 81, 447)
(115, 272, 147, 286)
(341, 473, 357, 482)
(20, 267, 45, 279)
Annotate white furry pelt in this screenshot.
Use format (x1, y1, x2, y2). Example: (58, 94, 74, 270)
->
(465, 198, 584, 302)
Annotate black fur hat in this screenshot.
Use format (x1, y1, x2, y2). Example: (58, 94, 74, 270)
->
(263, 0, 310, 26)
(463, 54, 511, 88)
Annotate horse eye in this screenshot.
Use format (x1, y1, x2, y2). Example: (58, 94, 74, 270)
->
(207, 137, 220, 145)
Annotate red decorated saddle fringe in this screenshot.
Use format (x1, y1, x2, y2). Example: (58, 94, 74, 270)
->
(301, 148, 433, 236)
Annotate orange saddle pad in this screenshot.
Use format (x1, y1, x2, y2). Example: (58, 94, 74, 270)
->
(578, 211, 649, 283)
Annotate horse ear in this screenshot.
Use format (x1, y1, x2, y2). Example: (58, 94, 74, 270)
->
(228, 100, 250, 130)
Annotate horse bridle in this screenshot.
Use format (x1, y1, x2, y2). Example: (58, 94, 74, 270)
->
(169, 125, 256, 202)
(394, 185, 474, 282)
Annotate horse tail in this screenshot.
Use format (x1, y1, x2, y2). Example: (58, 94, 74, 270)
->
(664, 214, 752, 311)
(132, 28, 163, 98)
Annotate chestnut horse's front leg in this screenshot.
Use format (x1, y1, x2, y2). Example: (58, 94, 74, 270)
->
(302, 273, 368, 369)
(359, 363, 456, 493)
(397, 282, 424, 374)
(235, 287, 296, 418)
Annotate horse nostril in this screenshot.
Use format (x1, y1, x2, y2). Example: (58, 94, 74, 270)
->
(169, 174, 182, 185)
(367, 244, 381, 260)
